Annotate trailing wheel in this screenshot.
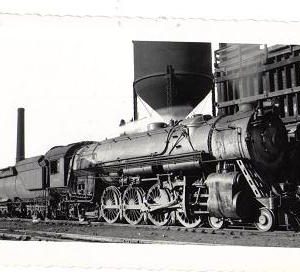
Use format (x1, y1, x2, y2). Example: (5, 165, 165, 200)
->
(208, 216, 225, 230)
(101, 186, 121, 224)
(254, 207, 275, 232)
(122, 186, 144, 225)
(176, 211, 202, 228)
(146, 184, 172, 226)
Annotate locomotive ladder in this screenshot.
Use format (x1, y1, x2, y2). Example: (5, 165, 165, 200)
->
(236, 159, 270, 198)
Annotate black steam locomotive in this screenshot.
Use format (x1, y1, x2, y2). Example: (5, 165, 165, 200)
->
(0, 104, 297, 231)
(1, 41, 300, 232)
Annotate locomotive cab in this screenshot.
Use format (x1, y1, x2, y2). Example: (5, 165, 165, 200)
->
(45, 146, 70, 188)
(45, 142, 92, 189)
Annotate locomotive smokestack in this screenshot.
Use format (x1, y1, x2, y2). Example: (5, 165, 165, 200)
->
(16, 108, 25, 162)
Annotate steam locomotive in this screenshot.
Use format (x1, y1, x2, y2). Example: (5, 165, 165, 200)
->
(1, 41, 300, 232)
(0, 104, 298, 232)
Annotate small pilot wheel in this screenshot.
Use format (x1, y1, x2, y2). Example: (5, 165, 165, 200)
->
(147, 184, 172, 226)
(208, 216, 225, 230)
(101, 186, 121, 224)
(123, 187, 145, 225)
(176, 211, 202, 228)
(254, 208, 275, 232)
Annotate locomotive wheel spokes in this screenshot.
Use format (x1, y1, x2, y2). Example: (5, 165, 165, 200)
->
(254, 207, 275, 232)
(208, 216, 225, 230)
(146, 184, 172, 226)
(101, 186, 121, 224)
(176, 210, 202, 228)
(122, 187, 144, 225)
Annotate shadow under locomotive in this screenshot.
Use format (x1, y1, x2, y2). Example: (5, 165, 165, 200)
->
(0, 104, 300, 232)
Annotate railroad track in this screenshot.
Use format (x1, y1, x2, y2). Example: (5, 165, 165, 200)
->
(0, 217, 299, 241)
(0, 228, 222, 245)
(0, 228, 66, 242)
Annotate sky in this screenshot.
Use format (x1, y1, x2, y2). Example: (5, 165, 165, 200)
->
(1, 1, 300, 168)
(0, 15, 135, 167)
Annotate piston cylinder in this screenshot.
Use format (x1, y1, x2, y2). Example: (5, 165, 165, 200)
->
(206, 172, 255, 219)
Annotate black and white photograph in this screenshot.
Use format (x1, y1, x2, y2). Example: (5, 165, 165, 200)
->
(1, 1, 300, 271)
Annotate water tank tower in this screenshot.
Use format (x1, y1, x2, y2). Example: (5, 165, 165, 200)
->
(133, 41, 213, 120)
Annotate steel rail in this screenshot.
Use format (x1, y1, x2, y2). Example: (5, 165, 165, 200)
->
(0, 218, 298, 238)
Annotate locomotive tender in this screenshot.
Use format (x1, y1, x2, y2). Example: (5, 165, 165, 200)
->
(1, 41, 300, 232)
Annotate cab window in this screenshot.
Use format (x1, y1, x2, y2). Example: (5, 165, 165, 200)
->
(50, 160, 60, 175)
